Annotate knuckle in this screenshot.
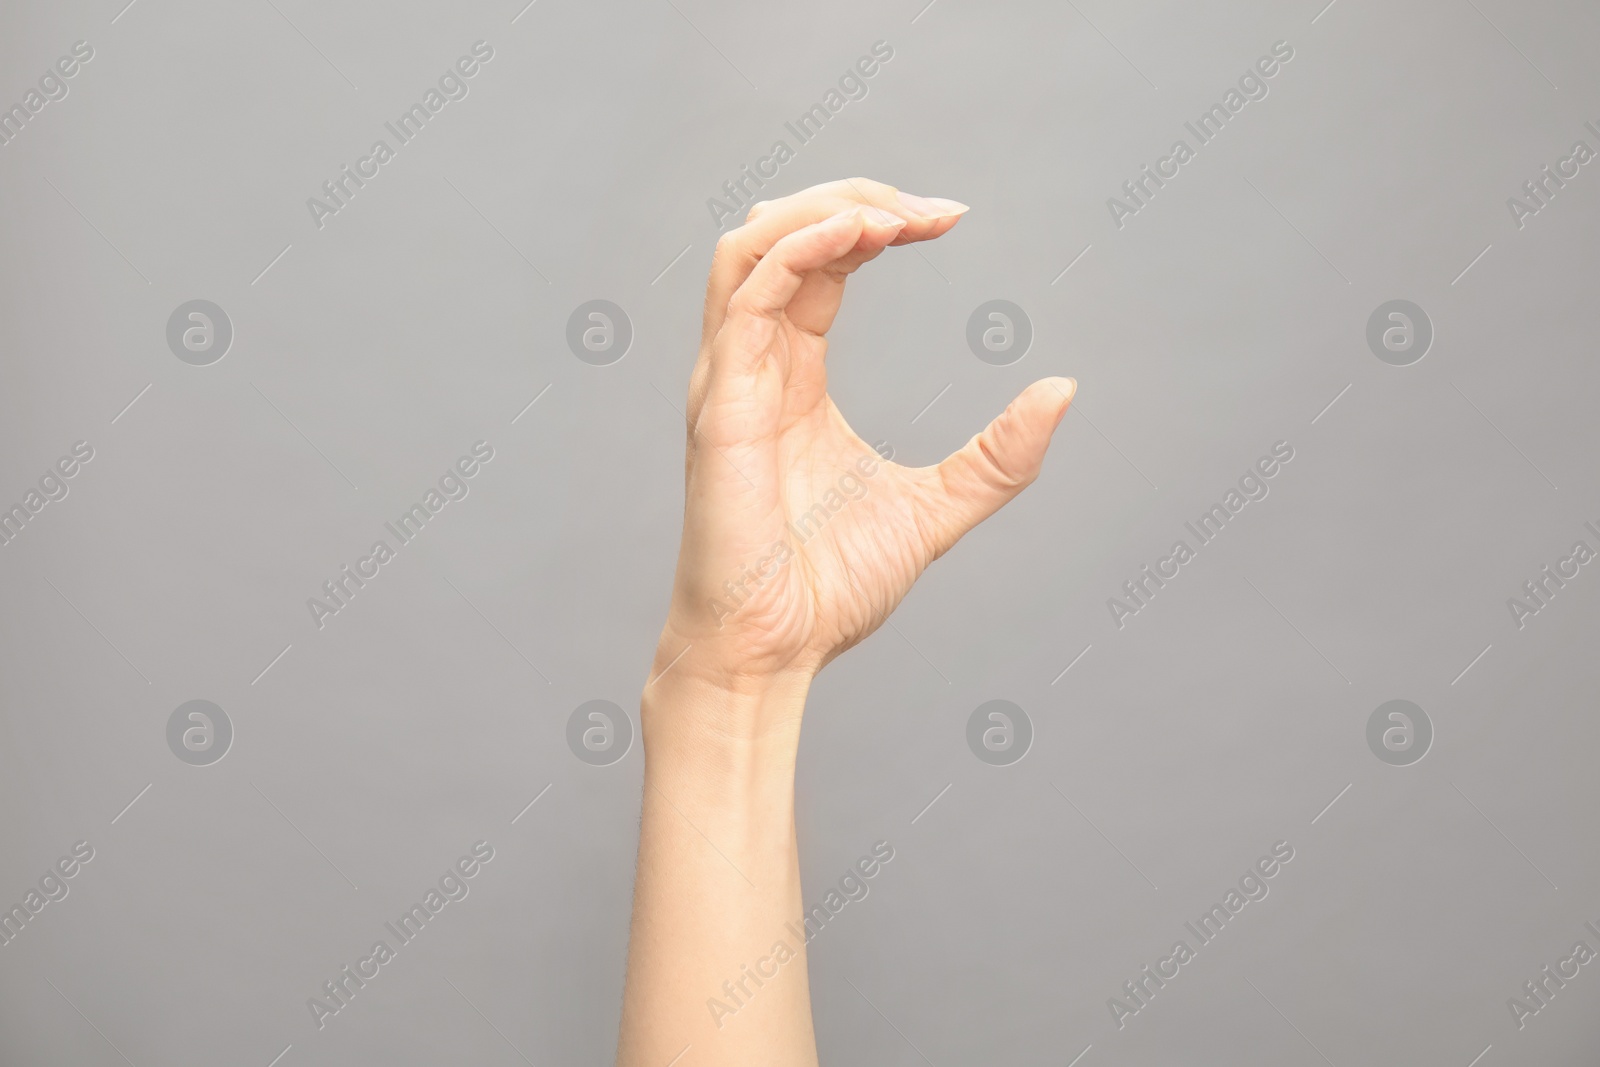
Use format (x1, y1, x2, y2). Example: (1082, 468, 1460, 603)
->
(975, 434, 1028, 491)
(713, 303, 773, 354)
(818, 261, 854, 285)
(724, 288, 763, 321)
(764, 230, 809, 268)
(711, 231, 757, 276)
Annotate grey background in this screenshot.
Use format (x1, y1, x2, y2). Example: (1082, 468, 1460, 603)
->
(1, 0, 1597, 1064)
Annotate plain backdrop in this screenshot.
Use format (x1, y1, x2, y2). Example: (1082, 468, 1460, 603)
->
(2, 0, 1599, 1064)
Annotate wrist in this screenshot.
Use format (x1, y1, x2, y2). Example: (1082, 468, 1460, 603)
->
(640, 666, 811, 747)
(642, 619, 818, 721)
(639, 652, 813, 793)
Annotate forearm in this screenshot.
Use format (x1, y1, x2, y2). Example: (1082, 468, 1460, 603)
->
(616, 178, 1054, 1064)
(617, 670, 819, 1067)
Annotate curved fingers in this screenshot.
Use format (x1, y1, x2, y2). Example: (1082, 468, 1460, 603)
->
(703, 178, 966, 341)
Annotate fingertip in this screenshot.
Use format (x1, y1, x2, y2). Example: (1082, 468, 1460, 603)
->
(1027, 376, 1077, 419)
(1023, 376, 1076, 434)
(856, 206, 909, 252)
(817, 206, 872, 255)
(822, 205, 864, 228)
(896, 192, 970, 218)
(892, 212, 963, 245)
(863, 206, 909, 230)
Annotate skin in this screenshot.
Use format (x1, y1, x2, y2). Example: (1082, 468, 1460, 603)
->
(616, 177, 1076, 1067)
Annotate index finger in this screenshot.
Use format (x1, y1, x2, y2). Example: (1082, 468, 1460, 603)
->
(701, 177, 968, 341)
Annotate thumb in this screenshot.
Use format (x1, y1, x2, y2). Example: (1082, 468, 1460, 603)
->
(919, 377, 1076, 559)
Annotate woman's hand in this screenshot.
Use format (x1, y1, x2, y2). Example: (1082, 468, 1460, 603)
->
(621, 178, 1073, 1067)
(652, 177, 1076, 702)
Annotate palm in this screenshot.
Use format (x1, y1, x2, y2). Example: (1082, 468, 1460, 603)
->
(702, 322, 940, 672)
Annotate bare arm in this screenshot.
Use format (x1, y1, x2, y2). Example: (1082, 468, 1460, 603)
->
(616, 178, 1076, 1066)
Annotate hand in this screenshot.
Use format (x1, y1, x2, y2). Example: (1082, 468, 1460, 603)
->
(653, 178, 1075, 700)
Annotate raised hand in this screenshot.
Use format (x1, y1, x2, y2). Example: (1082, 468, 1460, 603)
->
(619, 178, 1075, 1067)
(655, 177, 1077, 695)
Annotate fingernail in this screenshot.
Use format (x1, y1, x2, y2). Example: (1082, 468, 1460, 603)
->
(896, 192, 970, 218)
(863, 206, 909, 228)
(1053, 379, 1077, 424)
